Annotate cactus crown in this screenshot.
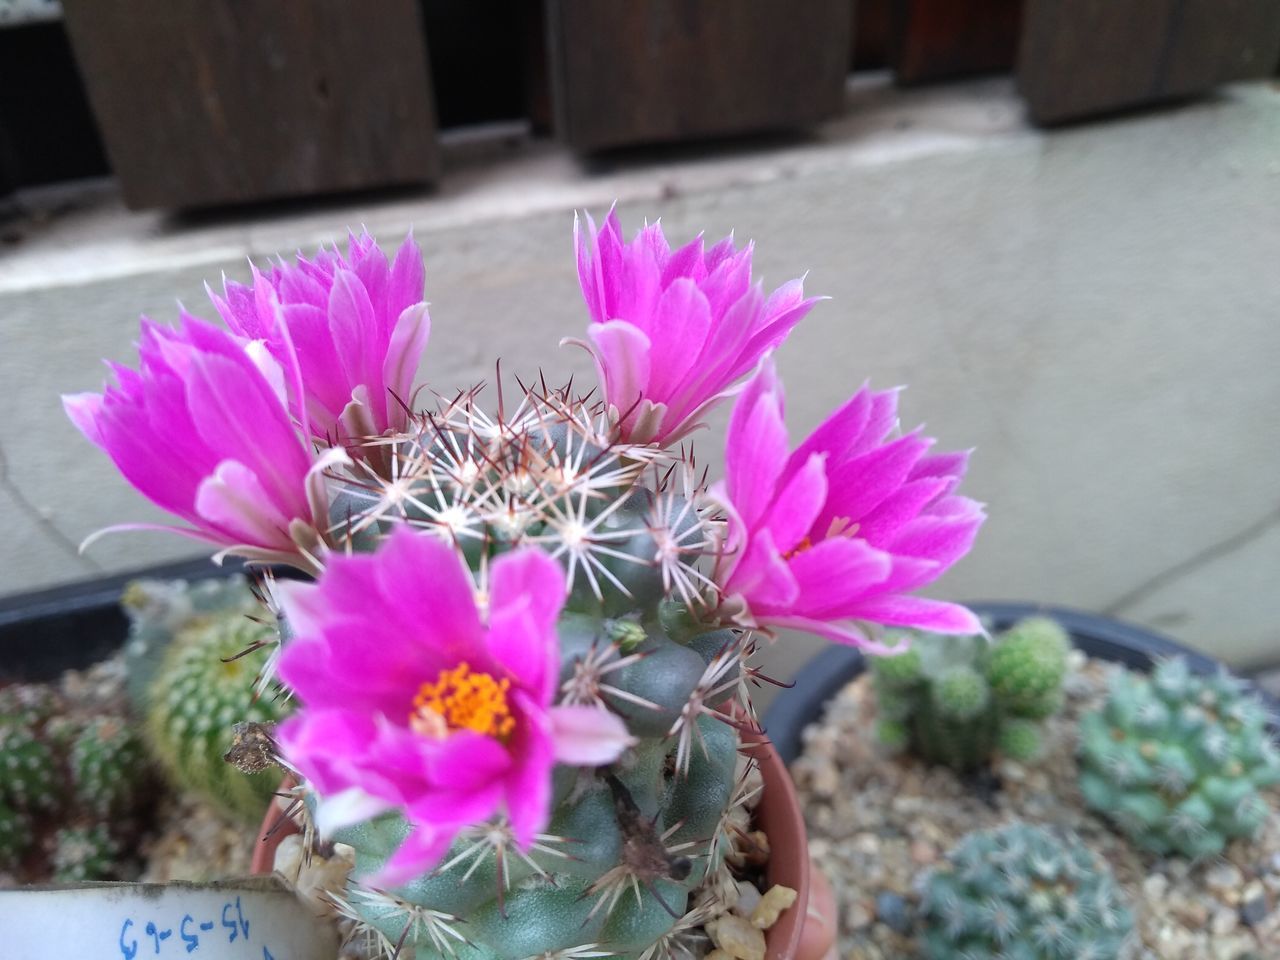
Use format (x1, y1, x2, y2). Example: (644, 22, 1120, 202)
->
(331, 383, 716, 615)
(919, 822, 1133, 960)
(1078, 656, 1280, 858)
(870, 617, 1070, 770)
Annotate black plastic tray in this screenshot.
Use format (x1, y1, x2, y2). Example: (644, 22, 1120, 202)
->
(762, 601, 1279, 765)
(0, 557, 245, 682)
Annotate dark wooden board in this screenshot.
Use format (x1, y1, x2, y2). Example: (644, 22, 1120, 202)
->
(547, 0, 851, 151)
(1018, 0, 1280, 125)
(60, 0, 439, 210)
(889, 0, 1023, 85)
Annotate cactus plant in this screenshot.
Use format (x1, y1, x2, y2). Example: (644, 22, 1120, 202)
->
(51, 823, 120, 882)
(68, 715, 149, 819)
(126, 576, 290, 823)
(870, 617, 1070, 770)
(307, 404, 757, 960)
(63, 220, 990, 959)
(1078, 657, 1280, 858)
(919, 822, 1133, 960)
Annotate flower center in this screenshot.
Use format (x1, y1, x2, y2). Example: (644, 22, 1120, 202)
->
(410, 662, 515, 740)
(783, 516, 860, 560)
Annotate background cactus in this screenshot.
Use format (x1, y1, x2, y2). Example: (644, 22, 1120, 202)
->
(1078, 657, 1280, 858)
(126, 576, 291, 823)
(51, 823, 120, 882)
(305, 393, 772, 960)
(870, 617, 1070, 770)
(918, 821, 1133, 960)
(0, 683, 152, 881)
(0, 720, 61, 814)
(69, 715, 149, 819)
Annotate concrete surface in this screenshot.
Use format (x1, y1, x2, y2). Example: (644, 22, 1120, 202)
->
(2, 76, 1278, 680)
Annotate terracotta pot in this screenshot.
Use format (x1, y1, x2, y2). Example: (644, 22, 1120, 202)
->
(746, 729, 811, 960)
(251, 734, 810, 959)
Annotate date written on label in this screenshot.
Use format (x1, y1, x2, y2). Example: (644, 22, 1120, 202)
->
(117, 896, 278, 959)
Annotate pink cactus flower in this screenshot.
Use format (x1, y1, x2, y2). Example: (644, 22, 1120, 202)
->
(274, 527, 633, 885)
(569, 209, 818, 446)
(210, 230, 430, 455)
(713, 362, 985, 650)
(62, 315, 336, 564)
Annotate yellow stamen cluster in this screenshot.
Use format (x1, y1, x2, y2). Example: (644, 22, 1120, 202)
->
(410, 662, 515, 740)
(782, 516, 860, 560)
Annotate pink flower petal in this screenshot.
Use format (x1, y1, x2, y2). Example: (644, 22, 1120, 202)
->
(846, 596, 983, 635)
(486, 548, 566, 702)
(548, 705, 635, 765)
(724, 362, 789, 532)
(371, 824, 454, 888)
(572, 210, 815, 445)
(62, 392, 106, 449)
(587, 321, 652, 423)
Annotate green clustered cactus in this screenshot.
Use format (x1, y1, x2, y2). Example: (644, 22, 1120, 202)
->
(919, 822, 1133, 960)
(870, 617, 1070, 770)
(124, 576, 290, 824)
(315, 402, 766, 960)
(1078, 657, 1280, 859)
(0, 683, 151, 879)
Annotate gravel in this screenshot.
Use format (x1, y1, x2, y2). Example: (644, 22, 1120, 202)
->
(791, 652, 1280, 960)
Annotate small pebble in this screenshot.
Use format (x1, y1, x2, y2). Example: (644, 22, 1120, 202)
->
(750, 884, 797, 929)
(853, 832, 879, 856)
(909, 839, 937, 866)
(731, 879, 759, 917)
(1170, 895, 1209, 928)
(846, 899, 874, 930)
(1210, 905, 1238, 936)
(874, 892, 910, 934)
(1142, 874, 1169, 903)
(1239, 894, 1269, 929)
(1207, 862, 1245, 894)
(707, 915, 765, 960)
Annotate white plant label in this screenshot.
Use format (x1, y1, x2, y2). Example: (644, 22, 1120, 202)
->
(0, 879, 336, 959)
